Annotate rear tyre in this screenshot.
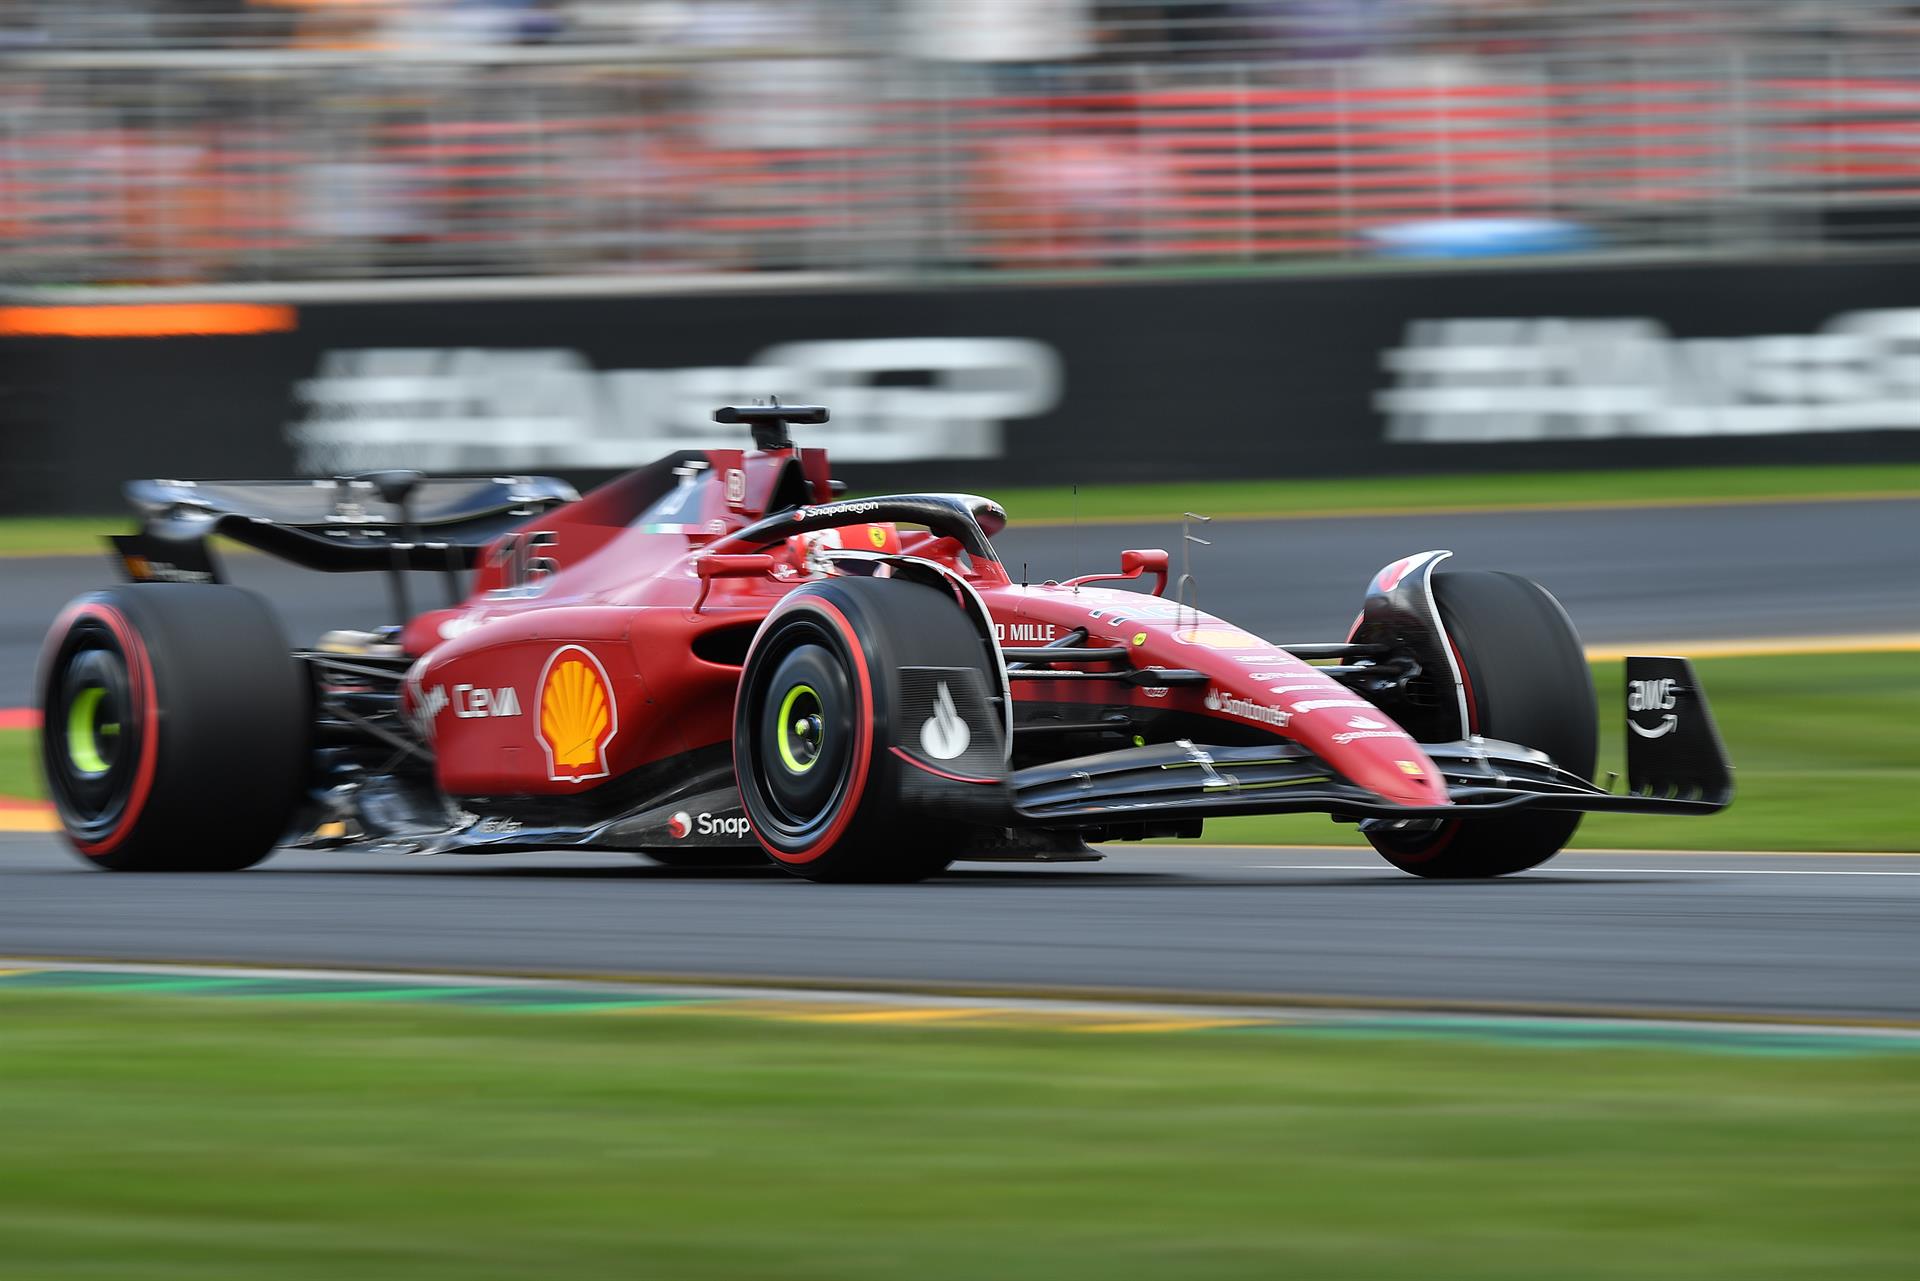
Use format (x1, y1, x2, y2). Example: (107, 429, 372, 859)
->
(1368, 570, 1596, 879)
(37, 585, 309, 871)
(734, 576, 999, 883)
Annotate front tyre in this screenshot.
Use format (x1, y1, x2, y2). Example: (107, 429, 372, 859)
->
(734, 576, 1002, 883)
(1369, 570, 1597, 879)
(38, 585, 309, 871)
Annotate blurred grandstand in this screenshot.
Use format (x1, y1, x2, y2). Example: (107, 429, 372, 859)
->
(5, 0, 1920, 288)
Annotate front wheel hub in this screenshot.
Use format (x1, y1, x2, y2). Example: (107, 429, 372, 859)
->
(752, 641, 854, 832)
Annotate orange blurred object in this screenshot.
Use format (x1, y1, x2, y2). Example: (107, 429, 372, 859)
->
(0, 304, 298, 338)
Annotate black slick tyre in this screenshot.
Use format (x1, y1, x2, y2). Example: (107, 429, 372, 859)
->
(37, 585, 309, 871)
(1368, 570, 1597, 879)
(733, 576, 1000, 883)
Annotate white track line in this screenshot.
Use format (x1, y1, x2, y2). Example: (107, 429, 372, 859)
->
(1255, 864, 1920, 877)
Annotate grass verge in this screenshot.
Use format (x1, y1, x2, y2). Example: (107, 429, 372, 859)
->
(1, 729, 40, 800)
(987, 462, 1920, 524)
(3, 650, 1917, 847)
(5, 464, 1919, 555)
(0, 516, 137, 556)
(1, 990, 1916, 1281)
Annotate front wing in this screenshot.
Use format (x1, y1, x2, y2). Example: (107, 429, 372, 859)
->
(1011, 656, 1733, 827)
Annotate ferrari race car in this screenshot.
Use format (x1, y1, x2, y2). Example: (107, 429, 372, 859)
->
(37, 404, 1732, 882)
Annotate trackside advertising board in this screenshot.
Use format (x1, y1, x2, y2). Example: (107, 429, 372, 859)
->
(6, 257, 1920, 513)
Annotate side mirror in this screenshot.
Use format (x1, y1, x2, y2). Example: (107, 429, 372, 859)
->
(1061, 548, 1170, 595)
(697, 553, 777, 580)
(694, 553, 777, 611)
(1121, 549, 1170, 597)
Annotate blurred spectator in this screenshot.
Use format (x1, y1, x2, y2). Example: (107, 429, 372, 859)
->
(8, 0, 1920, 285)
(899, 0, 1094, 63)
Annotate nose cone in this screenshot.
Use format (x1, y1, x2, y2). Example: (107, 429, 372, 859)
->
(1334, 737, 1449, 807)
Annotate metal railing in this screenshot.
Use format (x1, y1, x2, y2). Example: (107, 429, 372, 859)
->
(6, 10, 1920, 289)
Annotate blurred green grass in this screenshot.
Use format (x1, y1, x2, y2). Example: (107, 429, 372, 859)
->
(988, 462, 1920, 524)
(5, 464, 1919, 556)
(0, 516, 137, 556)
(0, 990, 1915, 1281)
(1, 729, 39, 800)
(4, 650, 1918, 848)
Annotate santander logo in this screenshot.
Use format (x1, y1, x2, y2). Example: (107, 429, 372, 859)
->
(1204, 687, 1291, 728)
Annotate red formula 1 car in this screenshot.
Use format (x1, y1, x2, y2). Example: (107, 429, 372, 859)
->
(38, 404, 1731, 881)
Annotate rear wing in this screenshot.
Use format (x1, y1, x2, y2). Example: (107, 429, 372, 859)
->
(112, 472, 578, 580)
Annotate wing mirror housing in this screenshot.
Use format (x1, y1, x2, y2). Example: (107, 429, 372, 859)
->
(694, 553, 778, 611)
(1062, 548, 1170, 596)
(1121, 549, 1170, 594)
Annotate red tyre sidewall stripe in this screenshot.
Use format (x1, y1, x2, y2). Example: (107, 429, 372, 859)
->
(752, 598, 874, 866)
(59, 603, 161, 857)
(888, 746, 997, 786)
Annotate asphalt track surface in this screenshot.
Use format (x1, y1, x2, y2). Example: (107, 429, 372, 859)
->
(4, 496, 1916, 1020)
(3, 495, 1917, 705)
(3, 837, 1916, 1021)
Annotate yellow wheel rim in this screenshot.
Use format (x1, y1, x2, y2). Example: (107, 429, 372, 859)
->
(776, 684, 822, 774)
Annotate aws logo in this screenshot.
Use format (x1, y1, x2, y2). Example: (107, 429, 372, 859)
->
(537, 645, 618, 783)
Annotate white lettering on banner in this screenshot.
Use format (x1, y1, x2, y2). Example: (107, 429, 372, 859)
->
(289, 339, 1062, 472)
(1378, 310, 1920, 442)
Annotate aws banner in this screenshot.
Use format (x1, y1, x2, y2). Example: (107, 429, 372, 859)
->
(7, 257, 1920, 514)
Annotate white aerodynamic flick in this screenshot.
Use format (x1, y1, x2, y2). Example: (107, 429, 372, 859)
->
(919, 681, 971, 760)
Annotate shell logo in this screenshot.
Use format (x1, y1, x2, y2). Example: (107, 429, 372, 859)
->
(537, 645, 619, 783)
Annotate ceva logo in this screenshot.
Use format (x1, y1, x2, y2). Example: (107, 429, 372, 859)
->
(537, 645, 619, 783)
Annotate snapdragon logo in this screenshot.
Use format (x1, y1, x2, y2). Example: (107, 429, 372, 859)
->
(795, 500, 883, 523)
(1204, 688, 1291, 728)
(669, 811, 753, 839)
(1379, 309, 1920, 442)
(291, 338, 1061, 472)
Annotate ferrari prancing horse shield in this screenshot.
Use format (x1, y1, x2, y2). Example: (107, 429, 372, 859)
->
(538, 645, 619, 782)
